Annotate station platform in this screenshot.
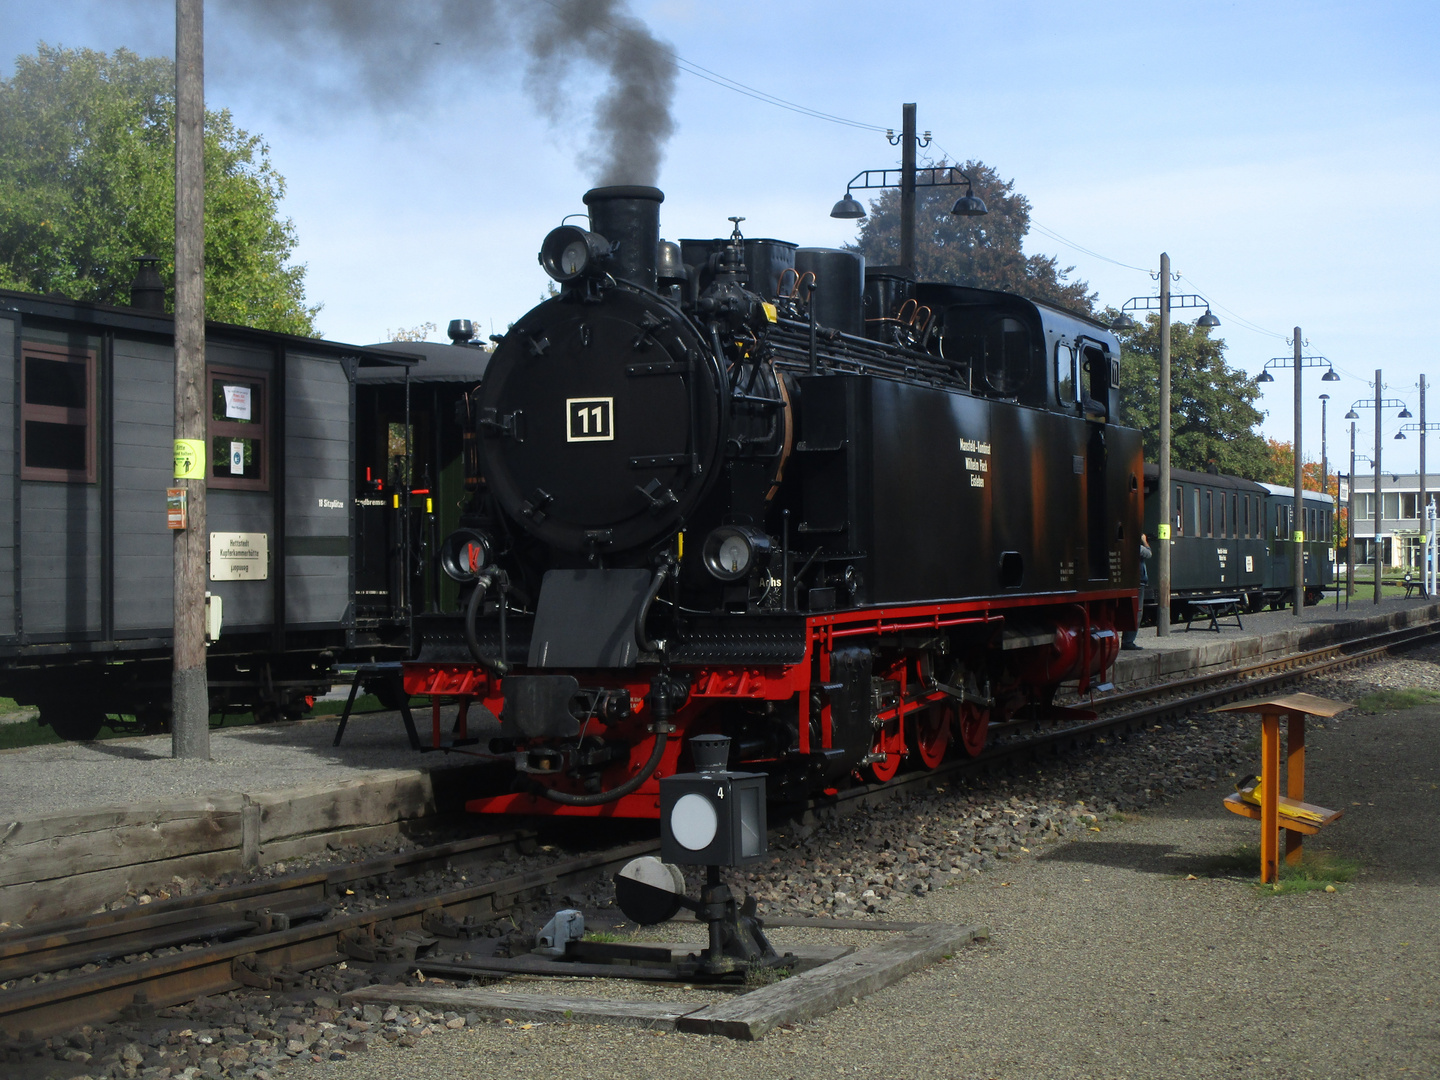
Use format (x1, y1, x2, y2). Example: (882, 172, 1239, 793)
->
(0, 710, 489, 926)
(1113, 594, 1440, 685)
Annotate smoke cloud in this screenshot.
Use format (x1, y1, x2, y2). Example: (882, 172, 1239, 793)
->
(227, 0, 676, 185)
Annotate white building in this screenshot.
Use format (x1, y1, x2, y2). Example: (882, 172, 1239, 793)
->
(1346, 472, 1438, 570)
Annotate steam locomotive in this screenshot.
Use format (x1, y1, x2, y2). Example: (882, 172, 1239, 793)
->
(405, 185, 1144, 817)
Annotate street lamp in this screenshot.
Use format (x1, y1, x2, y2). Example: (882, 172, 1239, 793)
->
(828, 103, 987, 277)
(1346, 375, 1410, 604)
(1254, 350, 1339, 618)
(1111, 273, 1219, 637)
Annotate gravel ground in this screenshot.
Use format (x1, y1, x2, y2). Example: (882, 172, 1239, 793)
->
(7, 643, 1437, 1078)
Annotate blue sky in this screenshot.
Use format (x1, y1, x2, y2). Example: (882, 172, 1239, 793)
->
(3, 0, 1437, 474)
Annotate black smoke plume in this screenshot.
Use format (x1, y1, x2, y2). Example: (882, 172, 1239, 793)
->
(227, 0, 676, 185)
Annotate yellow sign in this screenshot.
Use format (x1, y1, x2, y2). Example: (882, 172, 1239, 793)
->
(1157, 524, 1171, 540)
(1293, 530, 1305, 543)
(174, 439, 205, 479)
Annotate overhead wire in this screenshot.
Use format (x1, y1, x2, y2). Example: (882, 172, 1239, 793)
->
(532, 0, 888, 132)
(547, 6, 1293, 345)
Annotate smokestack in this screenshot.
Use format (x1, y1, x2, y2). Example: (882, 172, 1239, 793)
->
(130, 255, 166, 311)
(584, 186, 663, 291)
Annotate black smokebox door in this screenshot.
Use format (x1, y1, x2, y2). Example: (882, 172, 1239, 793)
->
(526, 568, 654, 668)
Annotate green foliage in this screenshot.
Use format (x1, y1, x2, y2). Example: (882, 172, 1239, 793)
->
(1201, 843, 1359, 894)
(848, 161, 1096, 316)
(0, 44, 319, 335)
(1353, 687, 1440, 714)
(1107, 311, 1270, 477)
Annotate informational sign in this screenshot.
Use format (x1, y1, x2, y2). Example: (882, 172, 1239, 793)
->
(223, 384, 252, 420)
(174, 439, 205, 479)
(209, 532, 269, 581)
(230, 440, 245, 475)
(166, 488, 187, 530)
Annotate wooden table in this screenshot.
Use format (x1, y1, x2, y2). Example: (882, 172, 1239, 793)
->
(1212, 692, 1350, 883)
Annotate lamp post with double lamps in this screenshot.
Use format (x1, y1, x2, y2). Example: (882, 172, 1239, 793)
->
(1255, 347, 1340, 616)
(1110, 274, 1219, 637)
(828, 103, 988, 278)
(1344, 376, 1412, 603)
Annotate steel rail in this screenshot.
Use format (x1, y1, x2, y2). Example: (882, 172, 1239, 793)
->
(0, 831, 532, 985)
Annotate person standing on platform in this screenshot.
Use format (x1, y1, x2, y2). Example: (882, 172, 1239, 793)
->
(1122, 533, 1151, 650)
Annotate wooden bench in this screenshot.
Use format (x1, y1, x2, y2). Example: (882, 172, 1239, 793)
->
(1213, 693, 1350, 882)
(332, 662, 422, 750)
(1183, 596, 1243, 632)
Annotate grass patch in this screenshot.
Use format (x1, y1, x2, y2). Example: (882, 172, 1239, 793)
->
(1199, 843, 1359, 894)
(1353, 688, 1440, 714)
(582, 931, 626, 943)
(744, 964, 792, 987)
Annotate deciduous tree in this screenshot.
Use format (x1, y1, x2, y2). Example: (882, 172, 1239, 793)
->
(1110, 311, 1271, 478)
(848, 161, 1097, 315)
(0, 44, 318, 335)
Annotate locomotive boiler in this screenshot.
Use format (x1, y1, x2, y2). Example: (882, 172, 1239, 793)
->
(405, 185, 1144, 817)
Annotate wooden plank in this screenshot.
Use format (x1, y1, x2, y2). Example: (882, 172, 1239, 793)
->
(1212, 692, 1351, 718)
(1221, 793, 1341, 835)
(252, 773, 436, 845)
(677, 923, 988, 1040)
(343, 985, 703, 1031)
(414, 943, 854, 983)
(0, 798, 245, 887)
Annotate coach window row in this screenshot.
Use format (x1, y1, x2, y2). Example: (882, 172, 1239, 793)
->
(20, 344, 268, 491)
(1171, 484, 1266, 540)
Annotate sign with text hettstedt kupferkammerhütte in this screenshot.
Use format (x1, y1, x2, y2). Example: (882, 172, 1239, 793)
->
(209, 532, 268, 581)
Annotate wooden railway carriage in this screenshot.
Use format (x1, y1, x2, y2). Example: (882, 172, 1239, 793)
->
(1257, 482, 1335, 606)
(1141, 465, 1334, 619)
(0, 288, 415, 737)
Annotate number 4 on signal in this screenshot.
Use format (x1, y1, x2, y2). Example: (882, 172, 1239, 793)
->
(566, 397, 614, 442)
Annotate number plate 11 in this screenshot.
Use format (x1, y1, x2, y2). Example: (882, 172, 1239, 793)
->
(566, 397, 614, 442)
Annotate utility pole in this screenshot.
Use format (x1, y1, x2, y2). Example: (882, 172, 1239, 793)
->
(173, 0, 209, 759)
(1320, 393, 1330, 595)
(1374, 370, 1383, 606)
(1156, 253, 1172, 636)
(899, 103, 917, 278)
(1420, 374, 1428, 564)
(1347, 420, 1356, 598)
(1291, 328, 1304, 618)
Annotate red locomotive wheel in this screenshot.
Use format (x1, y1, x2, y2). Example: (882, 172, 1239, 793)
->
(911, 704, 951, 769)
(867, 726, 901, 783)
(957, 702, 990, 757)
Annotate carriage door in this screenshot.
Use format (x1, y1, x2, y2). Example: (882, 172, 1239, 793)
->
(1080, 340, 1111, 580)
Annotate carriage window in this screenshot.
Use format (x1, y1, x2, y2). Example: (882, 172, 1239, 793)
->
(1231, 493, 1238, 538)
(1056, 344, 1077, 406)
(21, 344, 96, 483)
(1203, 490, 1213, 537)
(1192, 488, 1200, 537)
(1174, 485, 1184, 536)
(1219, 493, 1226, 538)
(209, 366, 268, 491)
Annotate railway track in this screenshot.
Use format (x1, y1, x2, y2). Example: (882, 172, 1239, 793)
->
(3, 616, 1435, 1041)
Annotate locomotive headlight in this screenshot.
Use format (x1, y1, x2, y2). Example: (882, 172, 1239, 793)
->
(539, 225, 609, 283)
(439, 528, 492, 582)
(701, 525, 771, 582)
